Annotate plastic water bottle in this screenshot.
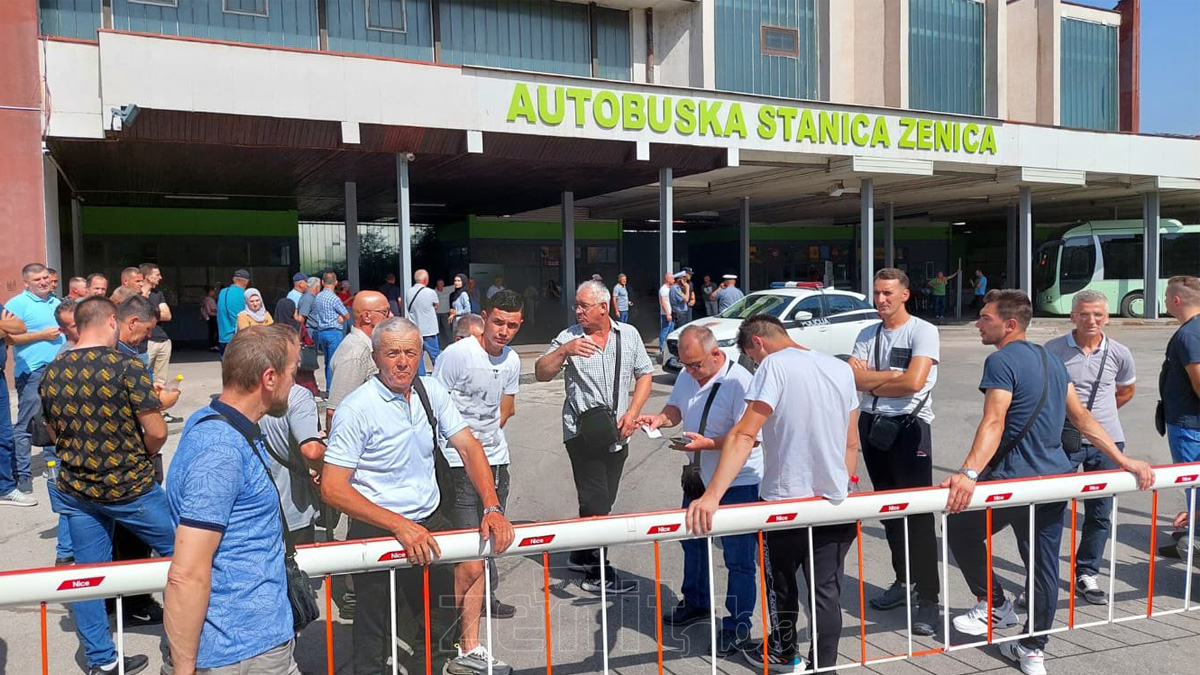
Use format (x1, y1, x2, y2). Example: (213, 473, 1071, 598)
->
(850, 475, 860, 493)
(46, 458, 59, 484)
(165, 374, 183, 392)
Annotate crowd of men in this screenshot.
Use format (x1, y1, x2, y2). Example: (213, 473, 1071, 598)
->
(7, 257, 1200, 675)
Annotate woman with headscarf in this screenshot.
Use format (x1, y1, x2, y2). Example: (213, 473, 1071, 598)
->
(449, 274, 471, 325)
(236, 287, 274, 330)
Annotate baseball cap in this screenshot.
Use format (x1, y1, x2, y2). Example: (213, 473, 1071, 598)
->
(292, 272, 307, 283)
(233, 268, 251, 280)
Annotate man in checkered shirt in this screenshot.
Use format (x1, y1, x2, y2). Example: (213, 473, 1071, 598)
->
(535, 280, 654, 594)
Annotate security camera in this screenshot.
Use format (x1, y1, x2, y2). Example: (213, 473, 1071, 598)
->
(110, 104, 140, 131)
(403, 152, 415, 162)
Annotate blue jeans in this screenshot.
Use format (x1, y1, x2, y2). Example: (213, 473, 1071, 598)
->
(13, 366, 47, 481)
(45, 445, 74, 560)
(418, 334, 441, 376)
(0, 376, 15, 494)
(1168, 424, 1200, 514)
(1066, 442, 1121, 577)
(56, 487, 176, 668)
(618, 310, 628, 324)
(933, 295, 946, 317)
(659, 315, 674, 354)
(314, 328, 345, 391)
(681, 484, 759, 635)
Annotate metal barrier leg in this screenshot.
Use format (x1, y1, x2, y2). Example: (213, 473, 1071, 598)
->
(424, 566, 432, 675)
(903, 516, 913, 658)
(325, 575, 334, 675)
(599, 547, 610, 675)
(758, 531, 768, 675)
(985, 508, 993, 644)
(653, 542, 663, 675)
(40, 601, 48, 675)
(1027, 504, 1035, 639)
(542, 552, 552, 675)
(390, 569, 399, 675)
(116, 594, 125, 675)
(856, 521, 866, 666)
(1069, 499, 1078, 629)
(807, 527, 817, 674)
(1108, 496, 1118, 624)
(484, 558, 494, 675)
(941, 513, 950, 650)
(1187, 490, 1197, 611)
(706, 537, 717, 675)
(1149, 491, 1159, 617)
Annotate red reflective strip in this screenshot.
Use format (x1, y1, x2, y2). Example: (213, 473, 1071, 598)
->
(986, 508, 993, 644)
(40, 602, 48, 675)
(856, 521, 866, 665)
(985, 493, 1012, 503)
(766, 513, 797, 523)
(378, 550, 408, 562)
(1148, 491, 1158, 617)
(1176, 475, 1198, 483)
(1081, 483, 1107, 493)
(543, 552, 552, 675)
(325, 575, 334, 675)
(1069, 499, 1078, 629)
(653, 541, 663, 675)
(424, 566, 432, 675)
(879, 503, 909, 514)
(57, 576, 104, 591)
(647, 524, 681, 535)
(758, 531, 768, 675)
(520, 535, 556, 547)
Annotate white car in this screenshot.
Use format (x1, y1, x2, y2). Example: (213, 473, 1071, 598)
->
(663, 283, 880, 373)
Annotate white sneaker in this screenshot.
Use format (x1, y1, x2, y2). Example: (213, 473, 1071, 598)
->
(952, 598, 1019, 636)
(999, 641, 1047, 675)
(446, 645, 512, 675)
(0, 489, 37, 507)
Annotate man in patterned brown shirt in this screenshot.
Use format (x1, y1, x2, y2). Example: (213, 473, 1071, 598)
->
(39, 296, 180, 675)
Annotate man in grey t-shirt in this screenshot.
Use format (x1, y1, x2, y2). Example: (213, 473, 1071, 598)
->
(611, 274, 630, 323)
(1044, 290, 1135, 605)
(259, 385, 326, 547)
(849, 268, 940, 634)
(404, 269, 441, 375)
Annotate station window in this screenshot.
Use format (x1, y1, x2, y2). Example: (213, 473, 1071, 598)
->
(223, 0, 268, 17)
(129, 0, 178, 6)
(1161, 233, 1200, 278)
(367, 0, 407, 33)
(761, 26, 800, 57)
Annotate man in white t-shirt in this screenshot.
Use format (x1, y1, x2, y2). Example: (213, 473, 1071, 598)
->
(658, 272, 675, 357)
(433, 290, 525, 675)
(404, 269, 441, 375)
(637, 325, 762, 654)
(688, 314, 859, 674)
(849, 268, 941, 635)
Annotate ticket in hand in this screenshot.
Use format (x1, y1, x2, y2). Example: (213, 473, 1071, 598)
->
(641, 425, 663, 439)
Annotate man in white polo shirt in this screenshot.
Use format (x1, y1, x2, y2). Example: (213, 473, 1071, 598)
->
(688, 314, 859, 673)
(1044, 289, 1136, 605)
(321, 317, 514, 675)
(637, 324, 762, 655)
(434, 289, 525, 675)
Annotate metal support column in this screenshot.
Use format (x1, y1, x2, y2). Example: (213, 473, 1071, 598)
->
(884, 202, 895, 269)
(345, 181, 360, 292)
(740, 197, 750, 289)
(563, 191, 576, 323)
(859, 178, 875, 294)
(70, 197, 83, 277)
(1143, 190, 1161, 319)
(1006, 205, 1017, 290)
(1018, 186, 1033, 296)
(396, 155, 413, 316)
(659, 168, 673, 280)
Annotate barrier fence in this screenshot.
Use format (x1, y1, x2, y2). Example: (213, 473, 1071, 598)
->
(2, 462, 1199, 675)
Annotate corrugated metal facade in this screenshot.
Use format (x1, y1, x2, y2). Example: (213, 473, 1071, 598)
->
(327, 0, 435, 60)
(594, 6, 632, 81)
(908, 0, 984, 116)
(108, 0, 319, 48)
(39, 0, 102, 39)
(715, 0, 819, 99)
(440, 0, 590, 77)
(1061, 18, 1119, 131)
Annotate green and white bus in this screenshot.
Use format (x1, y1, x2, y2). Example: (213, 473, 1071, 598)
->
(1036, 219, 1200, 317)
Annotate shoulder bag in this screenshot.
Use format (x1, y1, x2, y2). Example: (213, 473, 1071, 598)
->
(680, 361, 732, 500)
(980, 345, 1050, 480)
(195, 413, 320, 634)
(865, 324, 931, 452)
(411, 377, 455, 520)
(571, 328, 625, 452)
(1060, 346, 1109, 453)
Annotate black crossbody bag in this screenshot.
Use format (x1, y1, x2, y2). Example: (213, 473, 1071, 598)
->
(410, 377, 455, 521)
(980, 346, 1050, 480)
(1061, 346, 1108, 453)
(196, 414, 321, 634)
(571, 328, 625, 451)
(681, 361, 732, 500)
(865, 325, 930, 451)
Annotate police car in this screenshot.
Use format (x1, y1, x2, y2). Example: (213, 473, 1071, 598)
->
(663, 282, 880, 373)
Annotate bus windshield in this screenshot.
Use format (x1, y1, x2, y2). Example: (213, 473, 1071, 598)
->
(1036, 241, 1061, 292)
(719, 293, 793, 319)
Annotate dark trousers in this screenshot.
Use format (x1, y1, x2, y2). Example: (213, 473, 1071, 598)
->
(859, 413, 940, 603)
(1067, 442, 1121, 577)
(206, 317, 218, 349)
(565, 436, 628, 576)
(349, 517, 458, 675)
(948, 502, 1066, 650)
(764, 523, 854, 670)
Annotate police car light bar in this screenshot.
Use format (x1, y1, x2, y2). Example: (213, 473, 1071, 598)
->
(769, 281, 825, 289)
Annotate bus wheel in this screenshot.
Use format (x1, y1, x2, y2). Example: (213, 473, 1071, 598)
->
(1120, 292, 1144, 318)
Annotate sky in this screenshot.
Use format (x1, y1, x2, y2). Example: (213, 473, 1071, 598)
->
(1071, 0, 1200, 135)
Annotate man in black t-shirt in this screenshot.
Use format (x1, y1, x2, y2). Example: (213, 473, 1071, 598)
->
(139, 263, 180, 424)
(1161, 276, 1200, 554)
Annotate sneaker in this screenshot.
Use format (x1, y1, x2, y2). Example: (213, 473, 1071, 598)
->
(1075, 574, 1107, 606)
(715, 629, 749, 656)
(0, 488, 37, 507)
(567, 551, 595, 575)
(1159, 542, 1183, 560)
(481, 598, 516, 619)
(952, 598, 1019, 636)
(125, 598, 165, 626)
(16, 478, 33, 494)
(338, 592, 356, 621)
(446, 645, 512, 675)
(1016, 591, 1027, 609)
(89, 655, 149, 675)
(741, 641, 806, 674)
(869, 581, 917, 611)
(580, 571, 636, 594)
(999, 641, 1047, 675)
(54, 556, 74, 566)
(662, 600, 709, 626)
(912, 601, 939, 636)
(161, 413, 183, 424)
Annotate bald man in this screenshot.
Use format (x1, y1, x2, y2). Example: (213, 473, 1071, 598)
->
(404, 269, 441, 375)
(326, 291, 392, 429)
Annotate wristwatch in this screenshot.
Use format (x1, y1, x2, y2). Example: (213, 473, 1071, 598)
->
(482, 505, 505, 517)
(957, 468, 979, 482)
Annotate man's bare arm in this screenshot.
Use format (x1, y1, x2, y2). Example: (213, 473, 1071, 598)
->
(165, 526, 221, 675)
